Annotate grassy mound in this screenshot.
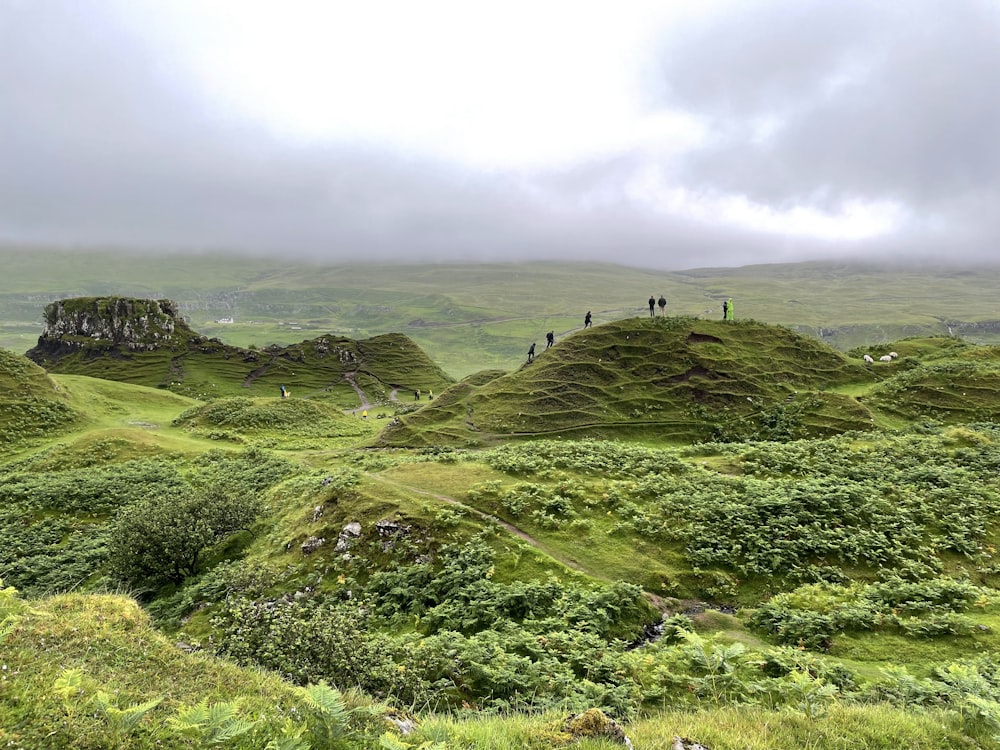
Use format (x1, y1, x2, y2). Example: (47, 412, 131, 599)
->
(381, 317, 877, 446)
(173, 396, 370, 440)
(0, 587, 386, 749)
(27, 298, 454, 407)
(0, 347, 79, 447)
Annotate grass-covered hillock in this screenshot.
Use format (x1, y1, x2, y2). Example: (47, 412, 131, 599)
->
(382, 317, 877, 446)
(0, 347, 79, 447)
(864, 361, 1000, 424)
(172, 396, 371, 447)
(26, 297, 454, 407)
(0, 584, 394, 749)
(265, 332, 453, 406)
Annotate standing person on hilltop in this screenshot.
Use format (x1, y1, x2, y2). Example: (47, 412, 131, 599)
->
(658, 295, 666, 316)
(546, 331, 555, 349)
(648, 296, 655, 317)
(527, 342, 536, 362)
(726, 298, 734, 321)
(584, 311, 592, 328)
(722, 299, 729, 320)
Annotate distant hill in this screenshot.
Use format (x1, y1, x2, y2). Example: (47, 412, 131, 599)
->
(25, 296, 453, 407)
(379, 316, 882, 446)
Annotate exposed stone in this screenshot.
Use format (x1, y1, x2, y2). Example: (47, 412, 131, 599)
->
(334, 522, 362, 552)
(301, 536, 325, 555)
(375, 519, 411, 537)
(35, 297, 181, 352)
(385, 711, 418, 735)
(564, 709, 633, 748)
(672, 738, 710, 750)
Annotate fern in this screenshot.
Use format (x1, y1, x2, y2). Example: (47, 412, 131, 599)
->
(264, 718, 312, 750)
(167, 699, 258, 745)
(94, 690, 163, 733)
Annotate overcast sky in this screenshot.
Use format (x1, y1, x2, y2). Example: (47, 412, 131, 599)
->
(2, 0, 998, 269)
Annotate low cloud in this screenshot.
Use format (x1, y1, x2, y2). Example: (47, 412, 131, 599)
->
(2, 1, 998, 268)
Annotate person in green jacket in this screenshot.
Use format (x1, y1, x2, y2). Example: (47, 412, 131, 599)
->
(725, 298, 734, 321)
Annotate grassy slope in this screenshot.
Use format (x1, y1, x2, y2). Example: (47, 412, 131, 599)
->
(0, 347, 82, 450)
(6, 249, 1000, 377)
(4, 591, 975, 749)
(27, 316, 454, 408)
(0, 589, 390, 749)
(381, 316, 881, 446)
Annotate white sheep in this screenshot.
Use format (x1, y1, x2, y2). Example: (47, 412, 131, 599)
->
(879, 355, 893, 362)
(863, 354, 874, 363)
(889, 351, 899, 358)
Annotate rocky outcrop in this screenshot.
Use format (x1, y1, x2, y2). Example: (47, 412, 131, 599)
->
(36, 297, 182, 351)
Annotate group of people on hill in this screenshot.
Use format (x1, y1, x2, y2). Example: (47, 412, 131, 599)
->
(526, 296, 736, 363)
(648, 295, 667, 317)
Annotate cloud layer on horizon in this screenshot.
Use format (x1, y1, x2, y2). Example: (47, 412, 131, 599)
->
(1, 0, 998, 269)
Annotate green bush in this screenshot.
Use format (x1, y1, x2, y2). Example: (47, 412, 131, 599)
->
(108, 486, 262, 588)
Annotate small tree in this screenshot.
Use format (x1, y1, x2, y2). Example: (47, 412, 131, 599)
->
(108, 486, 261, 588)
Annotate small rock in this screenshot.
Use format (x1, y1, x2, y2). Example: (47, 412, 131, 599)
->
(301, 536, 325, 555)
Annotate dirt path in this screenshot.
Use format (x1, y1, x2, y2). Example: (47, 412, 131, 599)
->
(343, 371, 372, 414)
(344, 373, 401, 414)
(242, 362, 270, 388)
(371, 474, 596, 579)
(370, 474, 711, 620)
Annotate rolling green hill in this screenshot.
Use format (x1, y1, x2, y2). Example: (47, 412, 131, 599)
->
(380, 316, 882, 446)
(25, 296, 454, 407)
(0, 346, 80, 448)
(9, 304, 1000, 748)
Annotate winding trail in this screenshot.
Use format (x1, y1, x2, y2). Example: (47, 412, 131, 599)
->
(370, 474, 709, 618)
(343, 372, 372, 413)
(343, 372, 400, 414)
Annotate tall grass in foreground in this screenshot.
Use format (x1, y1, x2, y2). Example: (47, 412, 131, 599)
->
(411, 704, 982, 749)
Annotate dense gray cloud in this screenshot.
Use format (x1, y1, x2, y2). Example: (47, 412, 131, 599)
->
(656, 0, 1000, 259)
(1, 0, 998, 268)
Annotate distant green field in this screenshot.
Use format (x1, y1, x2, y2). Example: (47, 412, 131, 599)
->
(5, 248, 1000, 377)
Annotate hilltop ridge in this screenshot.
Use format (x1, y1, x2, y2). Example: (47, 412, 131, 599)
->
(24, 296, 453, 406)
(381, 316, 881, 446)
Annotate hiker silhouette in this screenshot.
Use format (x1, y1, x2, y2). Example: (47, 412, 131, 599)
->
(584, 311, 592, 328)
(648, 296, 655, 317)
(546, 331, 554, 349)
(658, 295, 666, 316)
(527, 342, 536, 362)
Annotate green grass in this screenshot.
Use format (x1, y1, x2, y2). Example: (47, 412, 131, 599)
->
(26, 305, 455, 408)
(381, 316, 880, 446)
(7, 296, 1000, 746)
(0, 588, 388, 749)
